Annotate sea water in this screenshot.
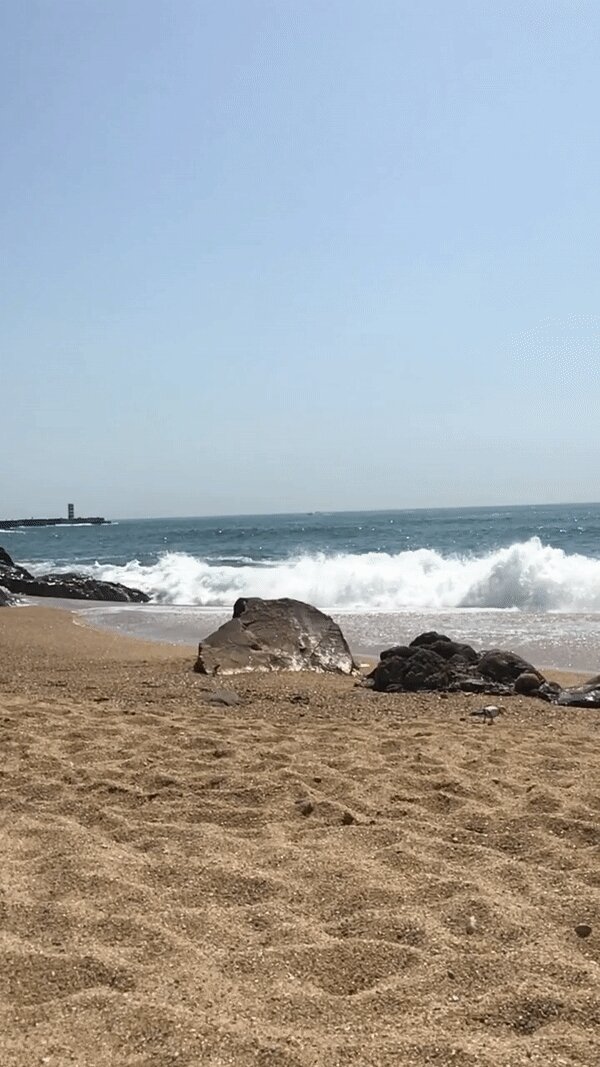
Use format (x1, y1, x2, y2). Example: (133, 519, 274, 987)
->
(6, 504, 600, 670)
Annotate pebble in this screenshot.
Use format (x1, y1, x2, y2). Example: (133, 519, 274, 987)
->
(297, 799, 314, 817)
(341, 811, 356, 825)
(206, 689, 241, 707)
(575, 923, 592, 939)
(465, 915, 477, 934)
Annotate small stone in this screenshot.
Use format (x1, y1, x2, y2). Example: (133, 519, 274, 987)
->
(514, 671, 542, 695)
(313, 776, 322, 784)
(206, 689, 241, 707)
(297, 799, 314, 817)
(465, 915, 477, 934)
(575, 923, 592, 939)
(341, 811, 356, 825)
(447, 968, 456, 979)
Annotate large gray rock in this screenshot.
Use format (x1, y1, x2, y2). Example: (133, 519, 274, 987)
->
(194, 597, 357, 676)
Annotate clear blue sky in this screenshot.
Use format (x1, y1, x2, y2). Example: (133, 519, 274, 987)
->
(2, 1, 599, 518)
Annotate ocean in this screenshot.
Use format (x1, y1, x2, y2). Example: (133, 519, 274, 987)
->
(6, 503, 600, 671)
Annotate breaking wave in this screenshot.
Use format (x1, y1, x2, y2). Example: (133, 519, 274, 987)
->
(32, 537, 600, 612)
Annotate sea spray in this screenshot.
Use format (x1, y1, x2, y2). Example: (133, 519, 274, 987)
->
(25, 537, 600, 613)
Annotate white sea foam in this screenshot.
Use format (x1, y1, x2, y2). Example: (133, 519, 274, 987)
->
(29, 537, 600, 612)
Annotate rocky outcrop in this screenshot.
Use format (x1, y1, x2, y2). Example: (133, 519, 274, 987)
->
(0, 586, 14, 606)
(478, 650, 543, 685)
(194, 596, 357, 676)
(368, 632, 545, 696)
(0, 547, 149, 603)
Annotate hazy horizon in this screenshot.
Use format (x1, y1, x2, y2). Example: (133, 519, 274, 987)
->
(116, 498, 600, 521)
(3, 2, 599, 517)
(4, 499, 600, 524)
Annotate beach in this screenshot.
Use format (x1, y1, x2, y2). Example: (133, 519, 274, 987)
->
(10, 504, 600, 674)
(1, 606, 599, 1066)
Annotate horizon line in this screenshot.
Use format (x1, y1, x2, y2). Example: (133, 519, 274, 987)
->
(109, 500, 600, 522)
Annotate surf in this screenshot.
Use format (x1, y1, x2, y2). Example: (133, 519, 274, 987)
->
(25, 537, 600, 613)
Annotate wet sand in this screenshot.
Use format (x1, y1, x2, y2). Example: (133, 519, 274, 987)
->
(1, 606, 599, 1066)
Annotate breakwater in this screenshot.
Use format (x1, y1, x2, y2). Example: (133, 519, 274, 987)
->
(0, 517, 108, 530)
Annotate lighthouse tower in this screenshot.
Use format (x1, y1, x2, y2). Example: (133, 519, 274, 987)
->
(68, 503, 75, 521)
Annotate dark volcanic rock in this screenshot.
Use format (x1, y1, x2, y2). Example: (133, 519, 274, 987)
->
(555, 680, 600, 708)
(369, 631, 547, 697)
(378, 637, 478, 674)
(0, 586, 14, 606)
(537, 681, 561, 702)
(0, 548, 149, 603)
(451, 678, 513, 696)
(379, 645, 414, 661)
(478, 649, 542, 684)
(514, 671, 543, 695)
(426, 639, 479, 664)
(6, 571, 150, 603)
(409, 631, 453, 648)
(389, 649, 454, 692)
(370, 630, 599, 708)
(194, 597, 357, 676)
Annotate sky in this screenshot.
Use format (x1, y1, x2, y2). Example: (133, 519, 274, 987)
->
(1, 0, 599, 518)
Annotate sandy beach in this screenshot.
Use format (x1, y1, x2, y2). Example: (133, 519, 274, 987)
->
(1, 606, 599, 1066)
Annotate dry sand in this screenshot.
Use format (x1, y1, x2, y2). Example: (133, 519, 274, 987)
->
(1, 606, 599, 1066)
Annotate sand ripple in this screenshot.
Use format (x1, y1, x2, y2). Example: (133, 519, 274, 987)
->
(0, 607, 599, 1065)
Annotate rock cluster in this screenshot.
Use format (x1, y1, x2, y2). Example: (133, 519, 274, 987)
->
(195, 596, 357, 676)
(367, 630, 600, 707)
(0, 547, 149, 603)
(367, 631, 554, 698)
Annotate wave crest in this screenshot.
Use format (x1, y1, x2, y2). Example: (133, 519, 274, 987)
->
(31, 537, 600, 612)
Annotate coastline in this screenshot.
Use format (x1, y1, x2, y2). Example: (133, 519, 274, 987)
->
(20, 594, 600, 675)
(2, 602, 590, 686)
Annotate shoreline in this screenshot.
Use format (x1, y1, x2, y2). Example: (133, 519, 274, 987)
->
(17, 594, 600, 676)
(2, 601, 591, 690)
